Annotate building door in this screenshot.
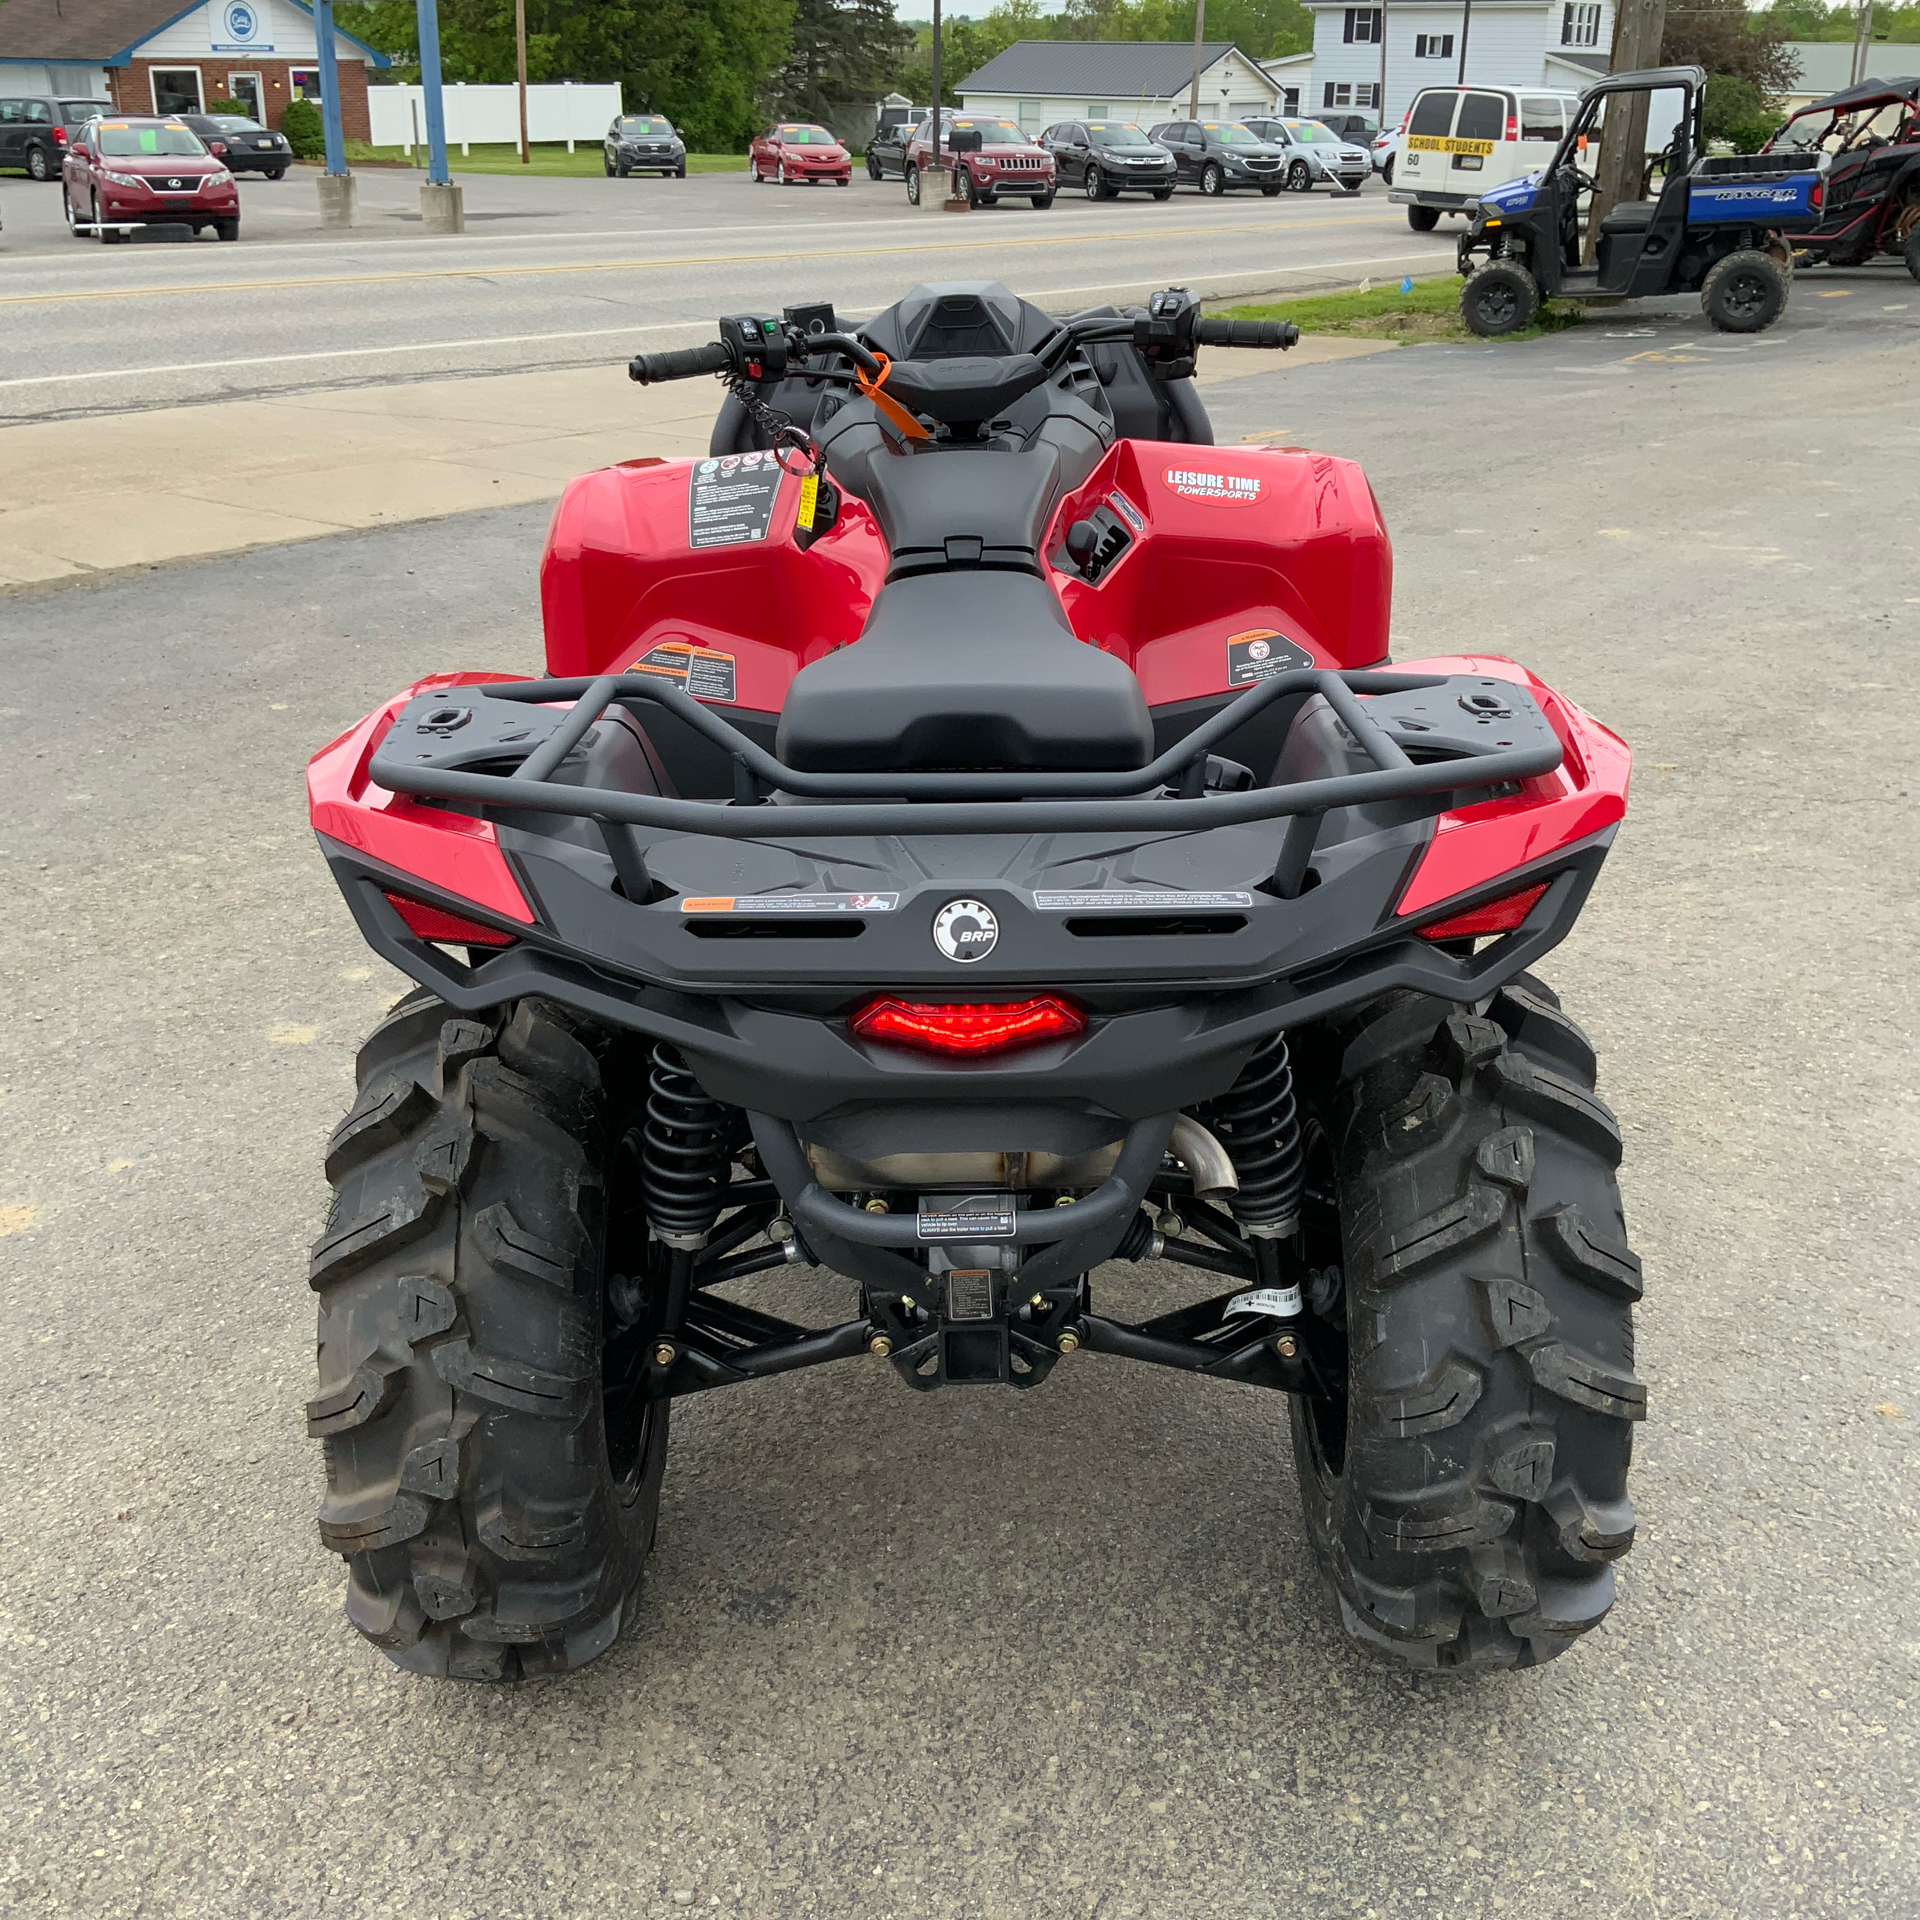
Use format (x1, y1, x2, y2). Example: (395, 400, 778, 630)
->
(150, 68, 204, 115)
(226, 72, 264, 120)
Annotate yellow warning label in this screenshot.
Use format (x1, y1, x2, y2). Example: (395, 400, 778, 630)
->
(1407, 135, 1496, 156)
(796, 472, 819, 531)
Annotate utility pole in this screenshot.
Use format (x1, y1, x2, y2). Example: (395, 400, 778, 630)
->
(1850, 0, 1872, 84)
(515, 0, 529, 163)
(1584, 0, 1666, 262)
(1456, 0, 1471, 86)
(929, 0, 942, 165)
(1187, 0, 1207, 120)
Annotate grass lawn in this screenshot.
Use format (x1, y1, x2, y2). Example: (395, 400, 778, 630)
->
(1221, 274, 1583, 345)
(350, 142, 747, 176)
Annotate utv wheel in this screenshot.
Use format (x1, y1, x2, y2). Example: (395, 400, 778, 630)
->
(1407, 204, 1440, 231)
(1289, 978, 1643, 1671)
(1461, 259, 1540, 337)
(1200, 161, 1226, 196)
(1701, 248, 1787, 333)
(308, 992, 669, 1680)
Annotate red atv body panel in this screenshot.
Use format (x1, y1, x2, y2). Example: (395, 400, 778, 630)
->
(540, 442, 1393, 718)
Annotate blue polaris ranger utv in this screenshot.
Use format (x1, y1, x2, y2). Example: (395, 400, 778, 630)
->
(1456, 66, 1826, 335)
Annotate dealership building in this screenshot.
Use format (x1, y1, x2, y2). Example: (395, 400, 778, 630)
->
(0, 0, 389, 139)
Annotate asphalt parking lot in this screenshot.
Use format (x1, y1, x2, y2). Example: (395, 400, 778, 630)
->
(1, 290, 1916, 1918)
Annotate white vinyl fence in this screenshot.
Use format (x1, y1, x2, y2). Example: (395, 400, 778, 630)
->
(368, 82, 624, 154)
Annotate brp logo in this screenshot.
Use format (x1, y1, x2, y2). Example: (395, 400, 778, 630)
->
(932, 899, 999, 963)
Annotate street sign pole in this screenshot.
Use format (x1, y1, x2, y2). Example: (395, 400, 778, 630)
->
(312, 0, 346, 176)
(415, 0, 464, 230)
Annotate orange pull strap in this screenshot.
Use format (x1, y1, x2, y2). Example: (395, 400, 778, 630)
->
(854, 349, 932, 444)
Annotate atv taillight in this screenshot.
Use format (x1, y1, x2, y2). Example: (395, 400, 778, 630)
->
(383, 890, 518, 947)
(851, 996, 1086, 1055)
(1416, 882, 1549, 942)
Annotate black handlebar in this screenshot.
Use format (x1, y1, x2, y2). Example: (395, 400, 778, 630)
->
(1195, 318, 1300, 349)
(629, 341, 735, 385)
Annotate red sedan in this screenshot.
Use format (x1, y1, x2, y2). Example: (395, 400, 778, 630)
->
(749, 123, 851, 186)
(62, 114, 240, 243)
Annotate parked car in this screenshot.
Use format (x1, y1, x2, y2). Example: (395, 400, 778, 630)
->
(604, 115, 686, 177)
(1371, 120, 1401, 180)
(1146, 120, 1286, 195)
(1389, 85, 1580, 230)
(0, 95, 110, 181)
(1042, 120, 1176, 199)
(62, 115, 239, 243)
(1315, 111, 1379, 143)
(865, 108, 925, 179)
(1238, 117, 1374, 192)
(1765, 76, 1920, 280)
(749, 123, 851, 186)
(904, 114, 1056, 208)
(176, 113, 290, 178)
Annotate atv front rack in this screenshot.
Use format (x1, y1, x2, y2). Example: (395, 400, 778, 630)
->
(369, 665, 1564, 899)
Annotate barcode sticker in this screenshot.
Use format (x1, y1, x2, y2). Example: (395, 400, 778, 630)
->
(1224, 1286, 1303, 1319)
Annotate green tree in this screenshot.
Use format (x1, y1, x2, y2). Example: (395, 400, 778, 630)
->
(1661, 0, 1796, 97)
(335, 0, 793, 148)
(776, 0, 914, 122)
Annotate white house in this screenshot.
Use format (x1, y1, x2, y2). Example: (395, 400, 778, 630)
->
(1778, 40, 1920, 111)
(1295, 1, 1615, 129)
(955, 42, 1280, 135)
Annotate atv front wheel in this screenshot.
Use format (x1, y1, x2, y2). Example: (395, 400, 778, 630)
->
(1702, 248, 1787, 333)
(1461, 260, 1540, 337)
(1289, 978, 1644, 1670)
(307, 992, 668, 1680)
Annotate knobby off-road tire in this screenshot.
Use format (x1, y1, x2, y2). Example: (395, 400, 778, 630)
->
(1290, 977, 1644, 1670)
(1701, 248, 1787, 333)
(308, 991, 667, 1680)
(1461, 260, 1540, 337)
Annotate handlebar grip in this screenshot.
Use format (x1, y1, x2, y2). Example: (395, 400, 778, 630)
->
(1194, 318, 1300, 350)
(628, 341, 734, 384)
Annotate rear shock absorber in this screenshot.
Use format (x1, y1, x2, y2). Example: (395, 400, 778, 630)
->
(1200, 1035, 1307, 1304)
(641, 1043, 735, 1252)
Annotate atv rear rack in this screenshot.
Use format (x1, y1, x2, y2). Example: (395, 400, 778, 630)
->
(369, 665, 1564, 899)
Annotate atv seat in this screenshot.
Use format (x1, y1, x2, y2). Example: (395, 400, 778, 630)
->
(1599, 199, 1658, 234)
(775, 571, 1154, 773)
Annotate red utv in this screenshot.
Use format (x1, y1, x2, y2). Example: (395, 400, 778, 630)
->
(306, 282, 1641, 1683)
(1764, 75, 1920, 278)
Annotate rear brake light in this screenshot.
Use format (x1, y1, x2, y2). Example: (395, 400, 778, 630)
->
(53, 126, 67, 144)
(383, 890, 518, 947)
(1506, 115, 1518, 141)
(1416, 882, 1549, 942)
(851, 995, 1086, 1055)
(1811, 180, 1822, 207)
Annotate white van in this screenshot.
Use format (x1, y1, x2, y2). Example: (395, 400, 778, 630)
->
(1387, 86, 1582, 230)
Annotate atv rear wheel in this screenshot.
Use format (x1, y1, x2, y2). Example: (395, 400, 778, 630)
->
(1701, 248, 1786, 333)
(1289, 977, 1643, 1670)
(307, 991, 668, 1680)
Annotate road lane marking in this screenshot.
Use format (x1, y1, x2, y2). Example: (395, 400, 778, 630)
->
(0, 251, 1444, 392)
(0, 213, 1410, 306)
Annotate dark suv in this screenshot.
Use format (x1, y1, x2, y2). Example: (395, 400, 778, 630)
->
(1146, 120, 1285, 195)
(1042, 120, 1177, 199)
(0, 95, 110, 180)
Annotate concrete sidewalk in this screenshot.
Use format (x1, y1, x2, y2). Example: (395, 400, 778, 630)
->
(0, 338, 1392, 590)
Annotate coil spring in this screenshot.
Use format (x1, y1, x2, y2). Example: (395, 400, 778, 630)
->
(1201, 1034, 1306, 1237)
(641, 1043, 735, 1248)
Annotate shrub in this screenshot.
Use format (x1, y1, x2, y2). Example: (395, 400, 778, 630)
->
(1703, 73, 1786, 153)
(207, 95, 252, 115)
(281, 96, 324, 158)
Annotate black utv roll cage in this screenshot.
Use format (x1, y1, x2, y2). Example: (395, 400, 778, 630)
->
(370, 664, 1565, 904)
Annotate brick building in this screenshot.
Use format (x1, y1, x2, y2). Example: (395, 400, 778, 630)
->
(0, 0, 389, 141)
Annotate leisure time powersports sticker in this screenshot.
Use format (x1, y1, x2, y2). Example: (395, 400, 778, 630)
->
(688, 450, 782, 549)
(1164, 466, 1262, 505)
(1226, 627, 1314, 686)
(627, 640, 738, 703)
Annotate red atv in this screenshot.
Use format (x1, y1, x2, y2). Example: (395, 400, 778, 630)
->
(306, 283, 1641, 1681)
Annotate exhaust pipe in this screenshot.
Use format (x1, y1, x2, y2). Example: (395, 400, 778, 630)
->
(1169, 1114, 1238, 1201)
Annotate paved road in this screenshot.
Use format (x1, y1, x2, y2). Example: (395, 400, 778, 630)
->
(0, 166, 1454, 421)
(1, 293, 1915, 1919)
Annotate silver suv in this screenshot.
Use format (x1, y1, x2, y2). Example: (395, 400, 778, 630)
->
(1238, 117, 1373, 194)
